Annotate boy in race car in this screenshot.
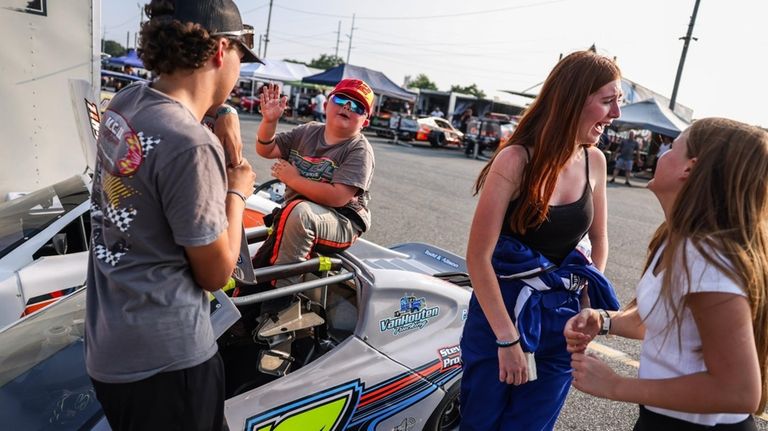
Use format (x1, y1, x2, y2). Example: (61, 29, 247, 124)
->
(252, 79, 375, 287)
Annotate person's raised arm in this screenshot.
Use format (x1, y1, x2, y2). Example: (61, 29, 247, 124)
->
(256, 83, 288, 159)
(467, 146, 529, 385)
(185, 159, 256, 291)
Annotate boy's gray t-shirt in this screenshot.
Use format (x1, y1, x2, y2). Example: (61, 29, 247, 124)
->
(85, 83, 227, 383)
(275, 122, 375, 232)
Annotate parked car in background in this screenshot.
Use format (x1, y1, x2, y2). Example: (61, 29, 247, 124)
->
(369, 112, 420, 141)
(415, 117, 464, 148)
(463, 114, 518, 158)
(99, 70, 147, 112)
(239, 95, 259, 113)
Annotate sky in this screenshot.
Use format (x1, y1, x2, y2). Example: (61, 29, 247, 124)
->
(103, 0, 768, 126)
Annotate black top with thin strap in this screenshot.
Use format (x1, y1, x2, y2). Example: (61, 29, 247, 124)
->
(500, 146, 594, 264)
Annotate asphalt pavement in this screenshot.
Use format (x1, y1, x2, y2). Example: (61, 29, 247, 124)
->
(238, 115, 767, 430)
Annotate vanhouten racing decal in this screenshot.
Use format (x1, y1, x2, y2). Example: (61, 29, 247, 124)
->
(243, 357, 462, 431)
(379, 294, 440, 336)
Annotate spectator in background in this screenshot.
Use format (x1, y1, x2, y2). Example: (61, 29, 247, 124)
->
(459, 107, 473, 133)
(430, 106, 444, 118)
(657, 135, 672, 157)
(609, 131, 640, 186)
(122, 65, 135, 76)
(312, 90, 326, 122)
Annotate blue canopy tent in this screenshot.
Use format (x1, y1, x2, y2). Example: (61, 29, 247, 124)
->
(613, 98, 690, 138)
(302, 64, 416, 102)
(107, 49, 144, 69)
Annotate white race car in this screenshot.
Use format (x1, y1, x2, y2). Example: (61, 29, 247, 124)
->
(0, 176, 470, 431)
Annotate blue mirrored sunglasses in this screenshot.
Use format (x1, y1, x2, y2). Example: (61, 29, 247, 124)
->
(330, 94, 367, 116)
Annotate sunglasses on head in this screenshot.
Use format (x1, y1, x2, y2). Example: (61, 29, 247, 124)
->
(212, 24, 255, 49)
(330, 94, 367, 116)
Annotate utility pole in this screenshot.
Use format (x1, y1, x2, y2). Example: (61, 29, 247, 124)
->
(126, 31, 130, 50)
(334, 21, 341, 58)
(346, 14, 356, 64)
(670, 0, 700, 112)
(263, 0, 274, 59)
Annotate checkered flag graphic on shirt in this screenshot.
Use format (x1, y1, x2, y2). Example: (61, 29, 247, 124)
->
(137, 132, 161, 158)
(104, 206, 137, 233)
(93, 244, 126, 267)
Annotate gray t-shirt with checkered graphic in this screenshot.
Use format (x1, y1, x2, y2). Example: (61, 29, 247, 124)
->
(85, 83, 227, 383)
(275, 122, 374, 232)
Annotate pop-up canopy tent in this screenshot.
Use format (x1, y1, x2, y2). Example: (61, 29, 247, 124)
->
(239, 59, 322, 82)
(302, 64, 416, 102)
(106, 49, 144, 69)
(613, 98, 690, 138)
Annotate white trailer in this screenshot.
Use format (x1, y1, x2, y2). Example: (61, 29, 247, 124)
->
(0, 0, 100, 198)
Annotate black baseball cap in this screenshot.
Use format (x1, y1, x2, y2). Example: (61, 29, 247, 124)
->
(172, 0, 263, 63)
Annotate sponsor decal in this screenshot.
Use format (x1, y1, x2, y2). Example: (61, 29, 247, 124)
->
(245, 359, 462, 431)
(379, 294, 439, 336)
(437, 345, 462, 370)
(461, 308, 468, 321)
(245, 380, 362, 431)
(423, 248, 459, 269)
(84, 98, 101, 139)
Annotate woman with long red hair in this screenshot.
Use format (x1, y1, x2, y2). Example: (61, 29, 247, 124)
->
(460, 50, 622, 430)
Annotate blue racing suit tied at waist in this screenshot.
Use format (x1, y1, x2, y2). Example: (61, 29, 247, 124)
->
(491, 235, 620, 355)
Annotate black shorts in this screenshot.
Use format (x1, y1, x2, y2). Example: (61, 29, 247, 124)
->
(91, 352, 227, 431)
(634, 405, 756, 431)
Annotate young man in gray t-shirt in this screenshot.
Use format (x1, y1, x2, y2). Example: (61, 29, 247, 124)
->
(86, 1, 259, 429)
(253, 79, 375, 286)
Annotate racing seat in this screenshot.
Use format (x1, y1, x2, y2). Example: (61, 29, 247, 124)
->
(255, 297, 325, 376)
(231, 251, 351, 377)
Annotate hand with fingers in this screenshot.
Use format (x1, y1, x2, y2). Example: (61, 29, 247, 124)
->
(498, 343, 529, 386)
(564, 308, 601, 353)
(571, 352, 620, 398)
(227, 158, 256, 200)
(270, 159, 299, 185)
(259, 83, 288, 123)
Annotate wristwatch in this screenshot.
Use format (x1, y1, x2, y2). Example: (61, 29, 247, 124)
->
(597, 309, 611, 335)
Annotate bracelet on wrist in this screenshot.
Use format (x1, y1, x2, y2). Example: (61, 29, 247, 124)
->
(216, 105, 238, 118)
(496, 338, 521, 348)
(226, 189, 247, 204)
(257, 137, 275, 145)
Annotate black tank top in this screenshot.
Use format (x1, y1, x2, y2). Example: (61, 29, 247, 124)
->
(500, 146, 593, 264)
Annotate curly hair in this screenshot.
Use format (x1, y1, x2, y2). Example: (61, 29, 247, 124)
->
(138, 0, 220, 75)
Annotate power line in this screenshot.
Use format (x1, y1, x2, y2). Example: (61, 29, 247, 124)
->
(273, 0, 568, 21)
